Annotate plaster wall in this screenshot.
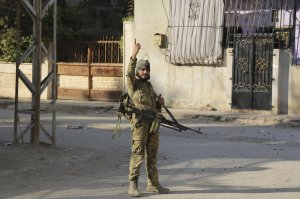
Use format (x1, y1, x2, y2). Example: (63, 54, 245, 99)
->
(125, 0, 300, 114)
(123, 22, 134, 92)
(289, 66, 300, 114)
(130, 0, 232, 111)
(277, 49, 290, 114)
(0, 61, 50, 100)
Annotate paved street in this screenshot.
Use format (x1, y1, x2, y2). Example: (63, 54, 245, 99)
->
(0, 99, 300, 199)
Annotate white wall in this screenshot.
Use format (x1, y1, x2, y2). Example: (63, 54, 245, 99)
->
(127, 0, 300, 114)
(128, 0, 232, 111)
(289, 66, 300, 114)
(123, 21, 134, 92)
(0, 60, 50, 100)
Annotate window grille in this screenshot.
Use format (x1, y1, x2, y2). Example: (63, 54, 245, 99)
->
(57, 36, 122, 63)
(224, 0, 298, 50)
(292, 3, 300, 66)
(165, 0, 299, 66)
(166, 0, 224, 65)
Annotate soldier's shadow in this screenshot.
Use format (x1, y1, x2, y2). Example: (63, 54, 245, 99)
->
(140, 187, 300, 196)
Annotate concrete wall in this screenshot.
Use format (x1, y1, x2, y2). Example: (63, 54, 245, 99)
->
(273, 49, 291, 114)
(123, 22, 134, 92)
(125, 0, 232, 111)
(0, 60, 50, 100)
(56, 63, 123, 101)
(124, 0, 300, 114)
(289, 66, 300, 114)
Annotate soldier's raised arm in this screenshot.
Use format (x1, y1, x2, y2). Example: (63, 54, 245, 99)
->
(131, 39, 140, 60)
(127, 39, 141, 97)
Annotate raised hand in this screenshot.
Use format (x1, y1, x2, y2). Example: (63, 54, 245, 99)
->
(132, 38, 141, 60)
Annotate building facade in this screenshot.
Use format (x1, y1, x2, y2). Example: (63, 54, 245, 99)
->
(123, 0, 300, 115)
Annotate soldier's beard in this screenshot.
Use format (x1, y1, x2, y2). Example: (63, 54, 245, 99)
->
(137, 74, 150, 81)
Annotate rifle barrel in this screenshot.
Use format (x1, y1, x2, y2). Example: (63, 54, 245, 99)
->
(122, 105, 203, 135)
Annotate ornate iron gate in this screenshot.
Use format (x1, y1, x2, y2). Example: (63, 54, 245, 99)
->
(232, 34, 273, 110)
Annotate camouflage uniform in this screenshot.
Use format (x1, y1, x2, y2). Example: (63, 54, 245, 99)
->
(127, 58, 160, 187)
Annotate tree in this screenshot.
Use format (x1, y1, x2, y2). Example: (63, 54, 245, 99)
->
(0, 0, 83, 62)
(0, 0, 32, 62)
(77, 0, 129, 35)
(43, 0, 83, 41)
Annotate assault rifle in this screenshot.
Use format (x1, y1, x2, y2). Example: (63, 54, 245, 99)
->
(118, 103, 203, 135)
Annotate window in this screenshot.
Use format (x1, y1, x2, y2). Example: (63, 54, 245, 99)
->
(224, 0, 298, 50)
(292, 4, 300, 66)
(167, 0, 224, 65)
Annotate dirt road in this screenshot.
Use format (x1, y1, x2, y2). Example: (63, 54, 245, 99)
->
(0, 102, 300, 199)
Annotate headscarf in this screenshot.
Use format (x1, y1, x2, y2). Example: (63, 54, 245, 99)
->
(136, 59, 150, 79)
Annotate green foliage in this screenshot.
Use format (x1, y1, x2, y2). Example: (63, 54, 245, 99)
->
(57, 4, 83, 40)
(43, 0, 83, 41)
(0, 0, 82, 62)
(0, 1, 33, 62)
(77, 0, 129, 35)
(0, 0, 130, 62)
(0, 27, 32, 62)
(0, 0, 16, 29)
(119, 36, 124, 56)
(0, 28, 16, 62)
(122, 15, 134, 22)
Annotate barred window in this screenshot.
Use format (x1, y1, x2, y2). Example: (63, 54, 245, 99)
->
(166, 0, 224, 65)
(293, 6, 300, 66)
(165, 0, 299, 66)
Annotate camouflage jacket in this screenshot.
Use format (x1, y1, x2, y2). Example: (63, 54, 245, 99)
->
(127, 59, 157, 113)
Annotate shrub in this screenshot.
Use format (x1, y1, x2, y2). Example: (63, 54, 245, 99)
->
(0, 27, 32, 62)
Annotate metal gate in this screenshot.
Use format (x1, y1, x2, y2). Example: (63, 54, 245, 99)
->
(57, 36, 123, 101)
(232, 34, 273, 110)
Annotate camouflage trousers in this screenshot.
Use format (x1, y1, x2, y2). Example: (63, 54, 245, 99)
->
(129, 117, 159, 186)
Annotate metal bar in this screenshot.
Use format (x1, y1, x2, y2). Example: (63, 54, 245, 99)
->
(16, 121, 34, 143)
(31, 0, 42, 145)
(105, 38, 107, 63)
(52, 0, 57, 145)
(98, 43, 101, 62)
(292, 0, 297, 63)
(94, 41, 120, 44)
(42, 0, 54, 18)
(40, 123, 52, 142)
(20, 0, 36, 19)
(42, 43, 54, 63)
(19, 41, 36, 64)
(110, 41, 113, 63)
(91, 43, 94, 63)
(18, 69, 36, 93)
(87, 45, 92, 99)
(117, 42, 120, 63)
(58, 38, 123, 63)
(40, 71, 54, 94)
(14, 0, 57, 145)
(14, 1, 21, 144)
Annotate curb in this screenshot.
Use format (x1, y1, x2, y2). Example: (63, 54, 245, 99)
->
(1, 98, 300, 127)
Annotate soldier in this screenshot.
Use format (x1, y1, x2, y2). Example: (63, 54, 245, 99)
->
(127, 39, 170, 197)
